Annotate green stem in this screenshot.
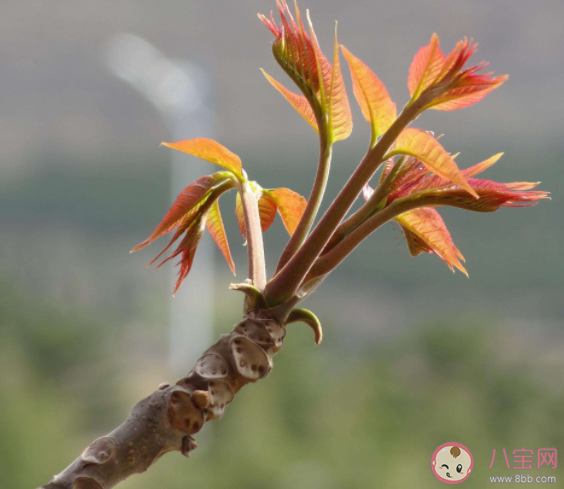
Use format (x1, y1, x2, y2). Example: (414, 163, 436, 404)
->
(264, 100, 425, 305)
(276, 135, 333, 273)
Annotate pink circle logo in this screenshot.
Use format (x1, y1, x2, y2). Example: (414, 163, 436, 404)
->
(431, 442, 474, 484)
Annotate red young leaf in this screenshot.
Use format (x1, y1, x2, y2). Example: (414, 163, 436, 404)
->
(133, 174, 236, 294)
(145, 199, 207, 268)
(132, 173, 226, 252)
(206, 200, 236, 275)
(464, 179, 548, 208)
(389, 128, 478, 198)
(261, 69, 319, 133)
(162, 138, 243, 178)
(293, 1, 321, 88)
(386, 154, 548, 214)
(305, 11, 331, 99)
(416, 180, 549, 212)
(387, 156, 424, 194)
(257, 10, 278, 37)
(430, 75, 508, 111)
(265, 188, 307, 235)
(285, 0, 323, 91)
(156, 214, 207, 295)
(260, 1, 322, 94)
(408, 33, 445, 100)
(410, 153, 505, 194)
(395, 207, 467, 275)
(259, 1, 352, 142)
(341, 45, 396, 139)
(172, 225, 206, 295)
(408, 35, 507, 110)
(364, 163, 546, 278)
(431, 38, 507, 111)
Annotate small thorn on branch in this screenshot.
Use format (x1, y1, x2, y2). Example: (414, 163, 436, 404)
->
(181, 436, 198, 458)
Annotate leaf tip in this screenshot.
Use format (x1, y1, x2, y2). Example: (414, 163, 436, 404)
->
(305, 8, 314, 31)
(131, 241, 148, 253)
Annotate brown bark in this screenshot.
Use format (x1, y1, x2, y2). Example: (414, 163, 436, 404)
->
(39, 301, 310, 489)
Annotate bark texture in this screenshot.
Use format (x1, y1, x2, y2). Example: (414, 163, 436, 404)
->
(40, 305, 306, 489)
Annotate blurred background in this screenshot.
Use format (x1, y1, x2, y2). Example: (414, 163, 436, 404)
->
(1, 1, 563, 488)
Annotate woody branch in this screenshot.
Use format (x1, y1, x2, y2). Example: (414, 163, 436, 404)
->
(39, 299, 306, 489)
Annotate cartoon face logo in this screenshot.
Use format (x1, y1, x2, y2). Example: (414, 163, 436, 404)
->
(431, 442, 473, 484)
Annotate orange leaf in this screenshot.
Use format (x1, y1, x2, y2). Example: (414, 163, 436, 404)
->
(305, 11, 351, 142)
(162, 138, 243, 178)
(400, 226, 432, 257)
(258, 194, 278, 232)
(408, 34, 445, 100)
(389, 128, 478, 198)
(306, 10, 333, 107)
(131, 173, 226, 252)
(395, 207, 467, 275)
(235, 191, 246, 238)
(206, 200, 236, 275)
(261, 69, 319, 133)
(462, 153, 503, 178)
(504, 181, 541, 191)
(341, 45, 396, 140)
(266, 188, 307, 235)
(327, 28, 353, 142)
